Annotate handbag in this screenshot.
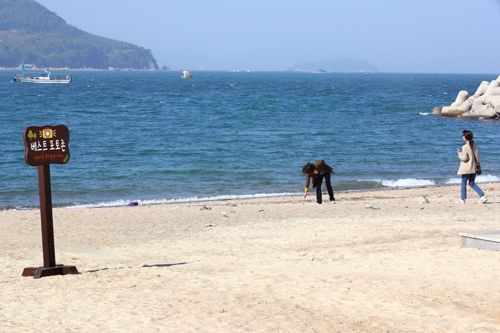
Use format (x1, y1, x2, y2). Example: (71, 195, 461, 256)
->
(471, 145, 482, 175)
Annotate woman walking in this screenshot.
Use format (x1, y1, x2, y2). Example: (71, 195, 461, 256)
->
(457, 130, 487, 204)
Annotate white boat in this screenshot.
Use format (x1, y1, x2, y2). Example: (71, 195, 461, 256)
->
(20, 70, 72, 84)
(182, 70, 193, 79)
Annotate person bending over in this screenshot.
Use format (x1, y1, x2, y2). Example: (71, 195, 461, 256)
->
(302, 159, 335, 204)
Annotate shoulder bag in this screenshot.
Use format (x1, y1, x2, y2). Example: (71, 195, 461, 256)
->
(471, 146, 482, 175)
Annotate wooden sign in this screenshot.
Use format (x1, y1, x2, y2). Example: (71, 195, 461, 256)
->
(22, 124, 78, 279)
(23, 125, 70, 166)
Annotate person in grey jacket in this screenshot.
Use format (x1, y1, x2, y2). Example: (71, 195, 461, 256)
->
(457, 130, 487, 204)
(302, 159, 335, 204)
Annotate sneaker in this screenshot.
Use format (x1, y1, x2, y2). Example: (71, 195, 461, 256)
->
(315, 203, 322, 205)
(456, 199, 465, 204)
(478, 196, 488, 204)
(330, 200, 336, 204)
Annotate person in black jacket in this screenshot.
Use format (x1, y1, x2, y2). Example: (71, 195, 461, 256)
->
(302, 159, 335, 204)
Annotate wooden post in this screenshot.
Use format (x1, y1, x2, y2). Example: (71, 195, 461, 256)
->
(39, 164, 56, 268)
(22, 125, 78, 279)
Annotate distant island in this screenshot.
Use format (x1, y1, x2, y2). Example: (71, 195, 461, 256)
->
(0, 0, 159, 70)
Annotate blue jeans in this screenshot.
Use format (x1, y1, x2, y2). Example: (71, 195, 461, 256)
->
(461, 174, 484, 200)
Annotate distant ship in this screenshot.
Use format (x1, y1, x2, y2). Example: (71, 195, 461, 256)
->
(182, 70, 193, 79)
(19, 69, 72, 84)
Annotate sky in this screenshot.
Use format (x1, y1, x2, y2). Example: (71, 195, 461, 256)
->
(36, 0, 500, 73)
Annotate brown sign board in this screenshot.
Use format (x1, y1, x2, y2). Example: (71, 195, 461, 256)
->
(23, 125, 70, 166)
(21, 124, 78, 279)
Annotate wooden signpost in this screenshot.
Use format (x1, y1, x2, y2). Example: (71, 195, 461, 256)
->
(22, 125, 79, 279)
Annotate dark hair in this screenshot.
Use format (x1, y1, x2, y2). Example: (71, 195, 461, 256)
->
(302, 163, 316, 175)
(463, 130, 474, 148)
(463, 129, 473, 140)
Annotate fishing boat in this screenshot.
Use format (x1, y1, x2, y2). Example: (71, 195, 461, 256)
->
(182, 70, 193, 79)
(20, 70, 72, 84)
(13, 63, 27, 81)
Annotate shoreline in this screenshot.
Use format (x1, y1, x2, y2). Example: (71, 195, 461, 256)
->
(1, 181, 494, 212)
(2, 182, 500, 332)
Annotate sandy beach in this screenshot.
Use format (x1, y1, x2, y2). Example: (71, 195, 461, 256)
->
(1, 184, 500, 333)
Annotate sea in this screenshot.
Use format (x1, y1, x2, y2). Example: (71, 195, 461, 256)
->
(1, 70, 499, 211)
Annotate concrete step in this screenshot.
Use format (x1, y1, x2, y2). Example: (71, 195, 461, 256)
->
(459, 230, 500, 251)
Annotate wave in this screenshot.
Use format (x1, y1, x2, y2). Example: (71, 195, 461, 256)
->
(2, 175, 499, 212)
(380, 174, 499, 188)
(381, 178, 435, 187)
(64, 192, 299, 209)
(445, 173, 499, 185)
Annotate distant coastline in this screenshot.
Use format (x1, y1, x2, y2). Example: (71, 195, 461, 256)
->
(1, 67, 375, 73)
(0, 67, 161, 72)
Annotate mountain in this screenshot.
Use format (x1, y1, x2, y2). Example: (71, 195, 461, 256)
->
(291, 57, 379, 73)
(0, 0, 158, 70)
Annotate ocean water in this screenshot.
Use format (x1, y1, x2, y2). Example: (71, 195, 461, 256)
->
(1, 70, 499, 210)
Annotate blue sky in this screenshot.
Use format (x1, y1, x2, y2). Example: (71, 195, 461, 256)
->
(36, 0, 500, 73)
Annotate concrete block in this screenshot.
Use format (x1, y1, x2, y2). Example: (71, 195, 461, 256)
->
(451, 90, 469, 107)
(459, 231, 500, 251)
(473, 81, 489, 97)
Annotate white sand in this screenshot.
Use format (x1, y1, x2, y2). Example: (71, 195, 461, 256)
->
(1, 184, 500, 332)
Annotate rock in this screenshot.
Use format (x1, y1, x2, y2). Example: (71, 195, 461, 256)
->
(485, 95, 500, 106)
(462, 105, 497, 119)
(437, 77, 500, 120)
(440, 106, 452, 115)
(441, 107, 465, 117)
(473, 81, 490, 97)
(451, 90, 469, 107)
(484, 79, 500, 95)
(418, 196, 430, 204)
(458, 97, 474, 112)
(474, 104, 497, 119)
(472, 97, 485, 109)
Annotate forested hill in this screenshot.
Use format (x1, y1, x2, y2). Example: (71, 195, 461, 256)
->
(0, 0, 159, 70)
